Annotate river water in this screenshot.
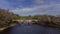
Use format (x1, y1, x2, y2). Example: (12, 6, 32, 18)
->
(0, 22, 60, 34)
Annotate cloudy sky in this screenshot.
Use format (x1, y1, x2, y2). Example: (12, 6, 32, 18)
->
(0, 0, 60, 16)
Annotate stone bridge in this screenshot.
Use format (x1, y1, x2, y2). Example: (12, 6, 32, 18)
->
(14, 20, 38, 24)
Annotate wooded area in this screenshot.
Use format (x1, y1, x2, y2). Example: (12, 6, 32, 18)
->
(0, 9, 20, 28)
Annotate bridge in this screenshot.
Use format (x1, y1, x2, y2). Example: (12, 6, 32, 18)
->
(14, 20, 38, 24)
(0, 20, 38, 31)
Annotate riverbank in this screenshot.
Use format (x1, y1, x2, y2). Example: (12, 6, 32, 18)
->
(33, 22, 60, 29)
(0, 23, 17, 31)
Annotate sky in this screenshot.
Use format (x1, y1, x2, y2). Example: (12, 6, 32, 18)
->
(0, 0, 60, 16)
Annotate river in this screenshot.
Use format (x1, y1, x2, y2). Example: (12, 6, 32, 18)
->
(0, 22, 60, 34)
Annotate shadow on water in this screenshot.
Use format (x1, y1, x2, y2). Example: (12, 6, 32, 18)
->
(0, 22, 60, 34)
(0, 27, 13, 34)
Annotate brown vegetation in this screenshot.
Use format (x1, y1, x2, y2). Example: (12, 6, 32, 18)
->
(0, 9, 20, 28)
(32, 15, 60, 28)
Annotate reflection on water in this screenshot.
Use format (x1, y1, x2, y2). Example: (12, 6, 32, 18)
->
(0, 22, 60, 34)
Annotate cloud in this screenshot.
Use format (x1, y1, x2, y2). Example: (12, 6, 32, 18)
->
(10, 3, 60, 16)
(0, 0, 60, 16)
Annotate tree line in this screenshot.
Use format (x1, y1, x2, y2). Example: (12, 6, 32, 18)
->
(0, 9, 20, 28)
